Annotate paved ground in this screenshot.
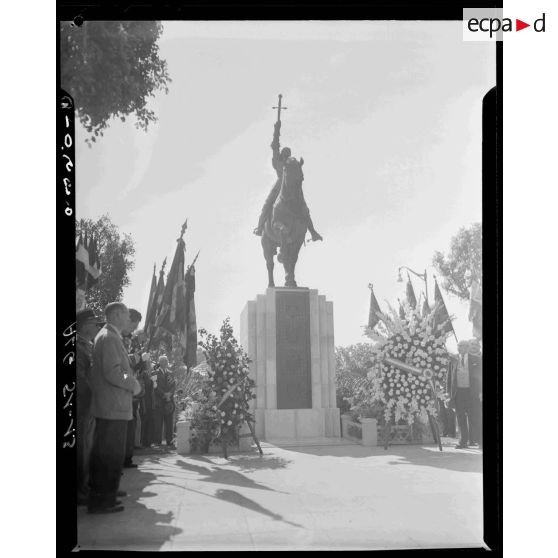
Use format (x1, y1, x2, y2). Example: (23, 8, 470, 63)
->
(77, 439, 485, 551)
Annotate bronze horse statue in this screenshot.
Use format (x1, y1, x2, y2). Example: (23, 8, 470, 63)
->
(261, 156, 311, 288)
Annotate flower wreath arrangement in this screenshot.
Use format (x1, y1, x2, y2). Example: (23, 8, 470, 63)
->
(364, 304, 451, 427)
(190, 318, 256, 453)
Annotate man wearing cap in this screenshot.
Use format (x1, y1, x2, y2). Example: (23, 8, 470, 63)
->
(76, 308, 103, 506)
(88, 302, 141, 514)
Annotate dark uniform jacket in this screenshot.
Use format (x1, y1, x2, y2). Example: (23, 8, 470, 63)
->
(154, 368, 176, 414)
(447, 353, 482, 409)
(139, 370, 155, 414)
(76, 335, 93, 416)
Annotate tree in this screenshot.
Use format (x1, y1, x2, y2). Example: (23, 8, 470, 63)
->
(335, 343, 376, 414)
(60, 21, 171, 144)
(335, 343, 377, 377)
(77, 215, 136, 313)
(432, 223, 482, 302)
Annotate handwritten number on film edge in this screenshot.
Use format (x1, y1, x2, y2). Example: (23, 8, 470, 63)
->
(61, 96, 74, 217)
(62, 321, 77, 448)
(60, 93, 76, 447)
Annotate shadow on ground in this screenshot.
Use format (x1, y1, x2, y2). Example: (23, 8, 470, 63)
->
(278, 444, 482, 473)
(215, 489, 304, 528)
(211, 454, 292, 473)
(172, 457, 286, 492)
(139, 456, 303, 530)
(77, 468, 182, 551)
(385, 447, 483, 473)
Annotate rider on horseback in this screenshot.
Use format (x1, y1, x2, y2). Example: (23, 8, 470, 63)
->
(253, 120, 323, 243)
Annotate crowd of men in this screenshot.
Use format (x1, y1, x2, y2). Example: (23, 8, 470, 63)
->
(76, 303, 179, 514)
(441, 338, 483, 449)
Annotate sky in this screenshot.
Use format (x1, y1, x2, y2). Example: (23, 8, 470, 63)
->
(75, 21, 495, 351)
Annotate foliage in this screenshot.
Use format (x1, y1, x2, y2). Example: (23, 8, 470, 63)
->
(335, 343, 377, 414)
(432, 223, 482, 302)
(335, 343, 377, 376)
(190, 319, 256, 453)
(349, 378, 386, 424)
(77, 215, 135, 313)
(364, 303, 450, 426)
(60, 21, 171, 144)
(336, 370, 367, 415)
(347, 423, 363, 440)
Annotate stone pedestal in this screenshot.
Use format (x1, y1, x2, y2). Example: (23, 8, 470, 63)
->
(241, 288, 340, 442)
(176, 420, 191, 455)
(361, 418, 378, 446)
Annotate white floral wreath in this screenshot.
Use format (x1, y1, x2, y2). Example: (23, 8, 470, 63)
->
(367, 306, 450, 426)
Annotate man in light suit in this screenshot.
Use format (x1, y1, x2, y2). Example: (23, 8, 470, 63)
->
(88, 302, 141, 514)
(447, 339, 482, 449)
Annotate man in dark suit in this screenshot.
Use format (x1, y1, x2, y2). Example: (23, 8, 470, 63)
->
(139, 358, 155, 447)
(76, 308, 103, 506)
(123, 309, 143, 468)
(447, 339, 482, 449)
(153, 355, 177, 450)
(88, 302, 141, 514)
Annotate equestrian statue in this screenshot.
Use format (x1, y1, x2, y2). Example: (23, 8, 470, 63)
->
(253, 94, 323, 288)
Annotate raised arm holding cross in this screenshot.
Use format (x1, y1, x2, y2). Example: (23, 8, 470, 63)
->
(273, 93, 287, 122)
(270, 94, 290, 170)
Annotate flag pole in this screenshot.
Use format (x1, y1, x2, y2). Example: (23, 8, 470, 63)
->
(187, 250, 201, 272)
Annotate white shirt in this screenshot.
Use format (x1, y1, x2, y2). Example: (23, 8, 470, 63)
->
(456, 354, 470, 388)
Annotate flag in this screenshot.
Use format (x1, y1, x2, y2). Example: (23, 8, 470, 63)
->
(76, 233, 88, 287)
(367, 284, 382, 329)
(398, 299, 406, 320)
(422, 295, 431, 318)
(87, 235, 101, 286)
(155, 238, 187, 340)
(183, 264, 198, 368)
(145, 264, 158, 327)
(145, 261, 166, 340)
(432, 278, 456, 338)
(406, 272, 417, 309)
(469, 280, 482, 339)
(76, 232, 101, 289)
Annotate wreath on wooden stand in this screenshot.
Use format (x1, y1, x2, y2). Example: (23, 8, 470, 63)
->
(366, 304, 451, 450)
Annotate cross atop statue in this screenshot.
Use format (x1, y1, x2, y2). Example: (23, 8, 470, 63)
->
(272, 94, 287, 122)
